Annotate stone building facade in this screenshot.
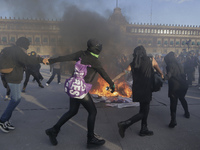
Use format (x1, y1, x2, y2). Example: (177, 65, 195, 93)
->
(0, 16, 61, 56)
(0, 7, 200, 56)
(109, 7, 200, 55)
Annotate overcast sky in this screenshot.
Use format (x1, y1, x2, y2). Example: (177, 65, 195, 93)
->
(0, 0, 199, 26)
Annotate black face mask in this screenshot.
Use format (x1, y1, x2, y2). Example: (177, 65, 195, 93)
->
(23, 44, 29, 50)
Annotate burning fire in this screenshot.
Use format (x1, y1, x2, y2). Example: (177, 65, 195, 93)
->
(90, 77, 132, 97)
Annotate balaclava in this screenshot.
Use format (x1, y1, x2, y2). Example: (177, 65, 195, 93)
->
(16, 37, 30, 50)
(87, 38, 102, 58)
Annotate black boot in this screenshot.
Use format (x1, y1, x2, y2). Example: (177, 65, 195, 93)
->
(169, 113, 177, 128)
(22, 87, 26, 93)
(45, 127, 59, 146)
(118, 114, 143, 138)
(184, 112, 190, 118)
(87, 134, 105, 148)
(39, 84, 44, 88)
(168, 119, 177, 128)
(117, 121, 131, 138)
(139, 124, 154, 136)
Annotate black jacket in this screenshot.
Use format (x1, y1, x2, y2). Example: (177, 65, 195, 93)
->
(5, 45, 43, 84)
(49, 50, 114, 87)
(164, 52, 188, 97)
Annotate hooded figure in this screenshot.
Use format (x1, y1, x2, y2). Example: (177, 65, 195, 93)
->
(87, 38, 102, 55)
(45, 38, 114, 148)
(16, 37, 30, 50)
(117, 45, 160, 138)
(164, 51, 190, 128)
(131, 45, 152, 102)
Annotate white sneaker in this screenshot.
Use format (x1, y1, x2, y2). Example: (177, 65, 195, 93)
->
(0, 121, 9, 133)
(46, 83, 49, 86)
(58, 82, 61, 85)
(5, 121, 15, 130)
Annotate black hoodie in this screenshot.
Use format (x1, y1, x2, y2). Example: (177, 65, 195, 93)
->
(5, 45, 43, 84)
(49, 50, 114, 87)
(164, 52, 188, 97)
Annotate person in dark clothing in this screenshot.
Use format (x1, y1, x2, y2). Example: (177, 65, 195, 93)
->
(22, 51, 44, 92)
(32, 62, 44, 82)
(0, 37, 48, 133)
(45, 38, 115, 148)
(114, 45, 163, 138)
(1, 73, 11, 100)
(184, 52, 195, 86)
(164, 52, 190, 128)
(46, 60, 61, 86)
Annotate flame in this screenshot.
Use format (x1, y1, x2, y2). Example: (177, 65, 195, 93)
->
(90, 77, 132, 97)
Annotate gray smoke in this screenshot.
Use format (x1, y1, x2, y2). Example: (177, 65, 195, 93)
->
(59, 4, 127, 78)
(3, 0, 133, 78)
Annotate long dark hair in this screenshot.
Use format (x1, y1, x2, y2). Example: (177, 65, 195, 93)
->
(131, 45, 148, 69)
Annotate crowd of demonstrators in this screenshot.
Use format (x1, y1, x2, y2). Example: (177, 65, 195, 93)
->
(45, 38, 115, 148)
(46, 55, 61, 86)
(22, 51, 44, 92)
(113, 46, 164, 138)
(0, 37, 194, 149)
(0, 37, 48, 133)
(177, 50, 199, 86)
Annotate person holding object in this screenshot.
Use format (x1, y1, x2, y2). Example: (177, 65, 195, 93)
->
(164, 52, 190, 128)
(0, 37, 48, 133)
(115, 45, 163, 138)
(45, 38, 115, 148)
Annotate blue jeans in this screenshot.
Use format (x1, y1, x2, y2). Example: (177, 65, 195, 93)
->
(0, 83, 21, 122)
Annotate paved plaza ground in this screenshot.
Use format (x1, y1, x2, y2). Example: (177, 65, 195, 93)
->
(0, 65, 200, 150)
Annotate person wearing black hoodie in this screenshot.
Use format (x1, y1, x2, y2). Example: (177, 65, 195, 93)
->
(164, 52, 190, 128)
(45, 38, 115, 148)
(0, 37, 48, 133)
(22, 51, 44, 92)
(115, 46, 163, 138)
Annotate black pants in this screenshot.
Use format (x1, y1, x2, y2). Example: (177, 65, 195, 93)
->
(124, 101, 150, 127)
(1, 75, 10, 96)
(46, 68, 61, 84)
(23, 69, 41, 88)
(186, 72, 193, 86)
(53, 94, 97, 137)
(169, 95, 189, 120)
(33, 72, 43, 81)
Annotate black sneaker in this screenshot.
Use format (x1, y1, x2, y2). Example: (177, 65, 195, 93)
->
(22, 88, 26, 92)
(0, 121, 9, 133)
(39, 84, 44, 88)
(5, 121, 15, 130)
(87, 134, 105, 148)
(184, 112, 190, 118)
(45, 128, 59, 146)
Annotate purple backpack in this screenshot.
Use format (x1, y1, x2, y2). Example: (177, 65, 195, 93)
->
(64, 58, 92, 99)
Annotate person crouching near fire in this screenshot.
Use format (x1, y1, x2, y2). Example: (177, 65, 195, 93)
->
(113, 45, 163, 138)
(45, 38, 115, 148)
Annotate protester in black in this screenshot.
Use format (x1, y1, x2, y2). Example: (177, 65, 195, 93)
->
(45, 38, 115, 148)
(164, 52, 190, 128)
(115, 46, 163, 138)
(22, 51, 44, 92)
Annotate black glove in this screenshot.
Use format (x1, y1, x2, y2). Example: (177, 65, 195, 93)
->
(110, 84, 115, 93)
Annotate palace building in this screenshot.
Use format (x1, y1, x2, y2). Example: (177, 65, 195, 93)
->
(0, 16, 61, 55)
(0, 6, 200, 56)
